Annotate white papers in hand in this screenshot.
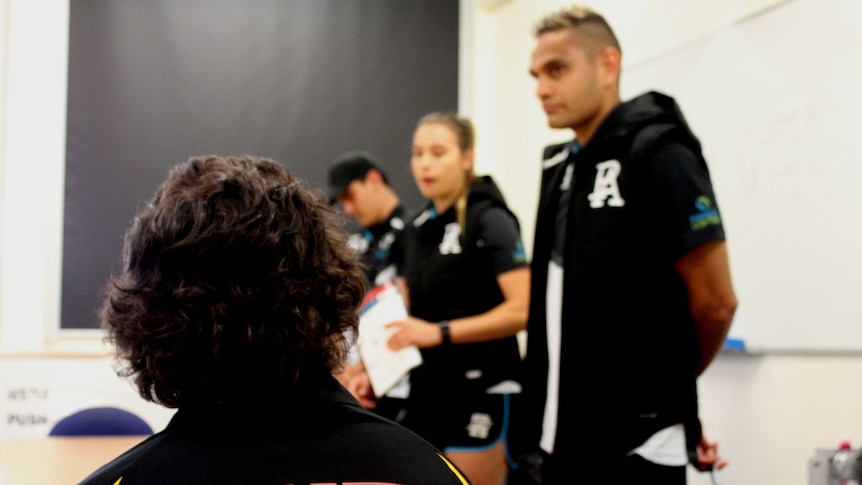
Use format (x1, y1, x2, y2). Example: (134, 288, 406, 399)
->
(357, 284, 423, 398)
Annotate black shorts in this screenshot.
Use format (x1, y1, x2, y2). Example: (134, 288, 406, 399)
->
(398, 392, 512, 455)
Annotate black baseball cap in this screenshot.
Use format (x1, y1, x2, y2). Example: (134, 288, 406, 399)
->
(326, 150, 384, 201)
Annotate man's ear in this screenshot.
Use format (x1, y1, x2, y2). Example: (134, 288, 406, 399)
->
(598, 46, 621, 88)
(364, 169, 384, 186)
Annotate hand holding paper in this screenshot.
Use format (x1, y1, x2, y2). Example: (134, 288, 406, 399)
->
(386, 316, 446, 350)
(356, 284, 423, 398)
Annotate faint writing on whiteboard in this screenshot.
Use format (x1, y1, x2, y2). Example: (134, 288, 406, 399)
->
(7, 413, 49, 426)
(739, 99, 854, 197)
(7, 387, 49, 401)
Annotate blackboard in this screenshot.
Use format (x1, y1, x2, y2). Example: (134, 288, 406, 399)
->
(622, 0, 862, 352)
(61, 0, 458, 329)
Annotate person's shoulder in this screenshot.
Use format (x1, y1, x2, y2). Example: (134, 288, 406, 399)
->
(476, 205, 517, 230)
(78, 461, 125, 485)
(627, 119, 704, 172)
(623, 92, 703, 163)
(407, 203, 437, 229)
(366, 428, 469, 483)
(539, 141, 574, 174)
(650, 137, 698, 158)
(333, 409, 469, 483)
(77, 434, 168, 485)
(542, 141, 571, 162)
(640, 129, 705, 174)
(386, 205, 408, 233)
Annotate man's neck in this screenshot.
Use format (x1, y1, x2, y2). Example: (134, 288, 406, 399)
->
(575, 97, 620, 147)
(374, 190, 400, 225)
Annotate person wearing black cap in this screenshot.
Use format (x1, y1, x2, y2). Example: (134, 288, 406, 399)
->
(327, 150, 407, 287)
(328, 150, 410, 416)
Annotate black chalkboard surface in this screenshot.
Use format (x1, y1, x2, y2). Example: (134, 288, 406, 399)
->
(61, 0, 458, 329)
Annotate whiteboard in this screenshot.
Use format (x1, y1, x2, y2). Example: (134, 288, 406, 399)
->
(622, 0, 862, 352)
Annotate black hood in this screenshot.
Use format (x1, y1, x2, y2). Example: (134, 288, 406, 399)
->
(467, 175, 508, 208)
(591, 91, 702, 149)
(411, 174, 513, 230)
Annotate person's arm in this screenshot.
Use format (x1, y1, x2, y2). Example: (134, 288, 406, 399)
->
(387, 266, 530, 349)
(335, 361, 377, 409)
(396, 276, 410, 311)
(674, 240, 738, 375)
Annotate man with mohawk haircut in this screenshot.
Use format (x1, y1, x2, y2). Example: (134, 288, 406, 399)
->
(510, 5, 738, 484)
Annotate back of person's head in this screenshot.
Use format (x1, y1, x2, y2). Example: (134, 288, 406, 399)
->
(102, 155, 366, 408)
(534, 5, 621, 57)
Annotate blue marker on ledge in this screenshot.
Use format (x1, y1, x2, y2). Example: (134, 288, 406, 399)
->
(722, 337, 746, 352)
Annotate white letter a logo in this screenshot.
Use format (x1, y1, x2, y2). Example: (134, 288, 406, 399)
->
(587, 160, 625, 208)
(439, 222, 463, 255)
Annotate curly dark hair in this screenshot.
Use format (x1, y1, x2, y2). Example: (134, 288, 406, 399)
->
(101, 156, 367, 408)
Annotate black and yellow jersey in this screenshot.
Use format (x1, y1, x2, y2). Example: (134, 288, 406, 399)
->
(79, 376, 469, 485)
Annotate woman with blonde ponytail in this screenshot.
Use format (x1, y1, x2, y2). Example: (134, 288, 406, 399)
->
(385, 112, 531, 485)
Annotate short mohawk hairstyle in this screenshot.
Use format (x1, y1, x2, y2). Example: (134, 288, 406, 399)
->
(533, 5, 621, 54)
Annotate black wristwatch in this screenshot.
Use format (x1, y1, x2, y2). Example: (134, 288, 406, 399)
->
(439, 320, 452, 346)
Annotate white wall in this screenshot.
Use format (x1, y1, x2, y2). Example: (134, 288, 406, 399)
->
(0, 356, 175, 438)
(0, 0, 174, 436)
(0, 0, 104, 354)
(461, 1, 861, 484)
(696, 354, 862, 485)
(463, 0, 792, 257)
(1, 1, 861, 483)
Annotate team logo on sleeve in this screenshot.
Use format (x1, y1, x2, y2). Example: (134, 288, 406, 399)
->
(439, 223, 463, 255)
(689, 195, 722, 230)
(512, 241, 527, 264)
(587, 160, 625, 208)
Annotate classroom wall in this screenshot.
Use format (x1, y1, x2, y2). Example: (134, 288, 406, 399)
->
(62, 0, 457, 331)
(1, 0, 79, 354)
(1, 1, 860, 484)
(0, 356, 175, 438)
